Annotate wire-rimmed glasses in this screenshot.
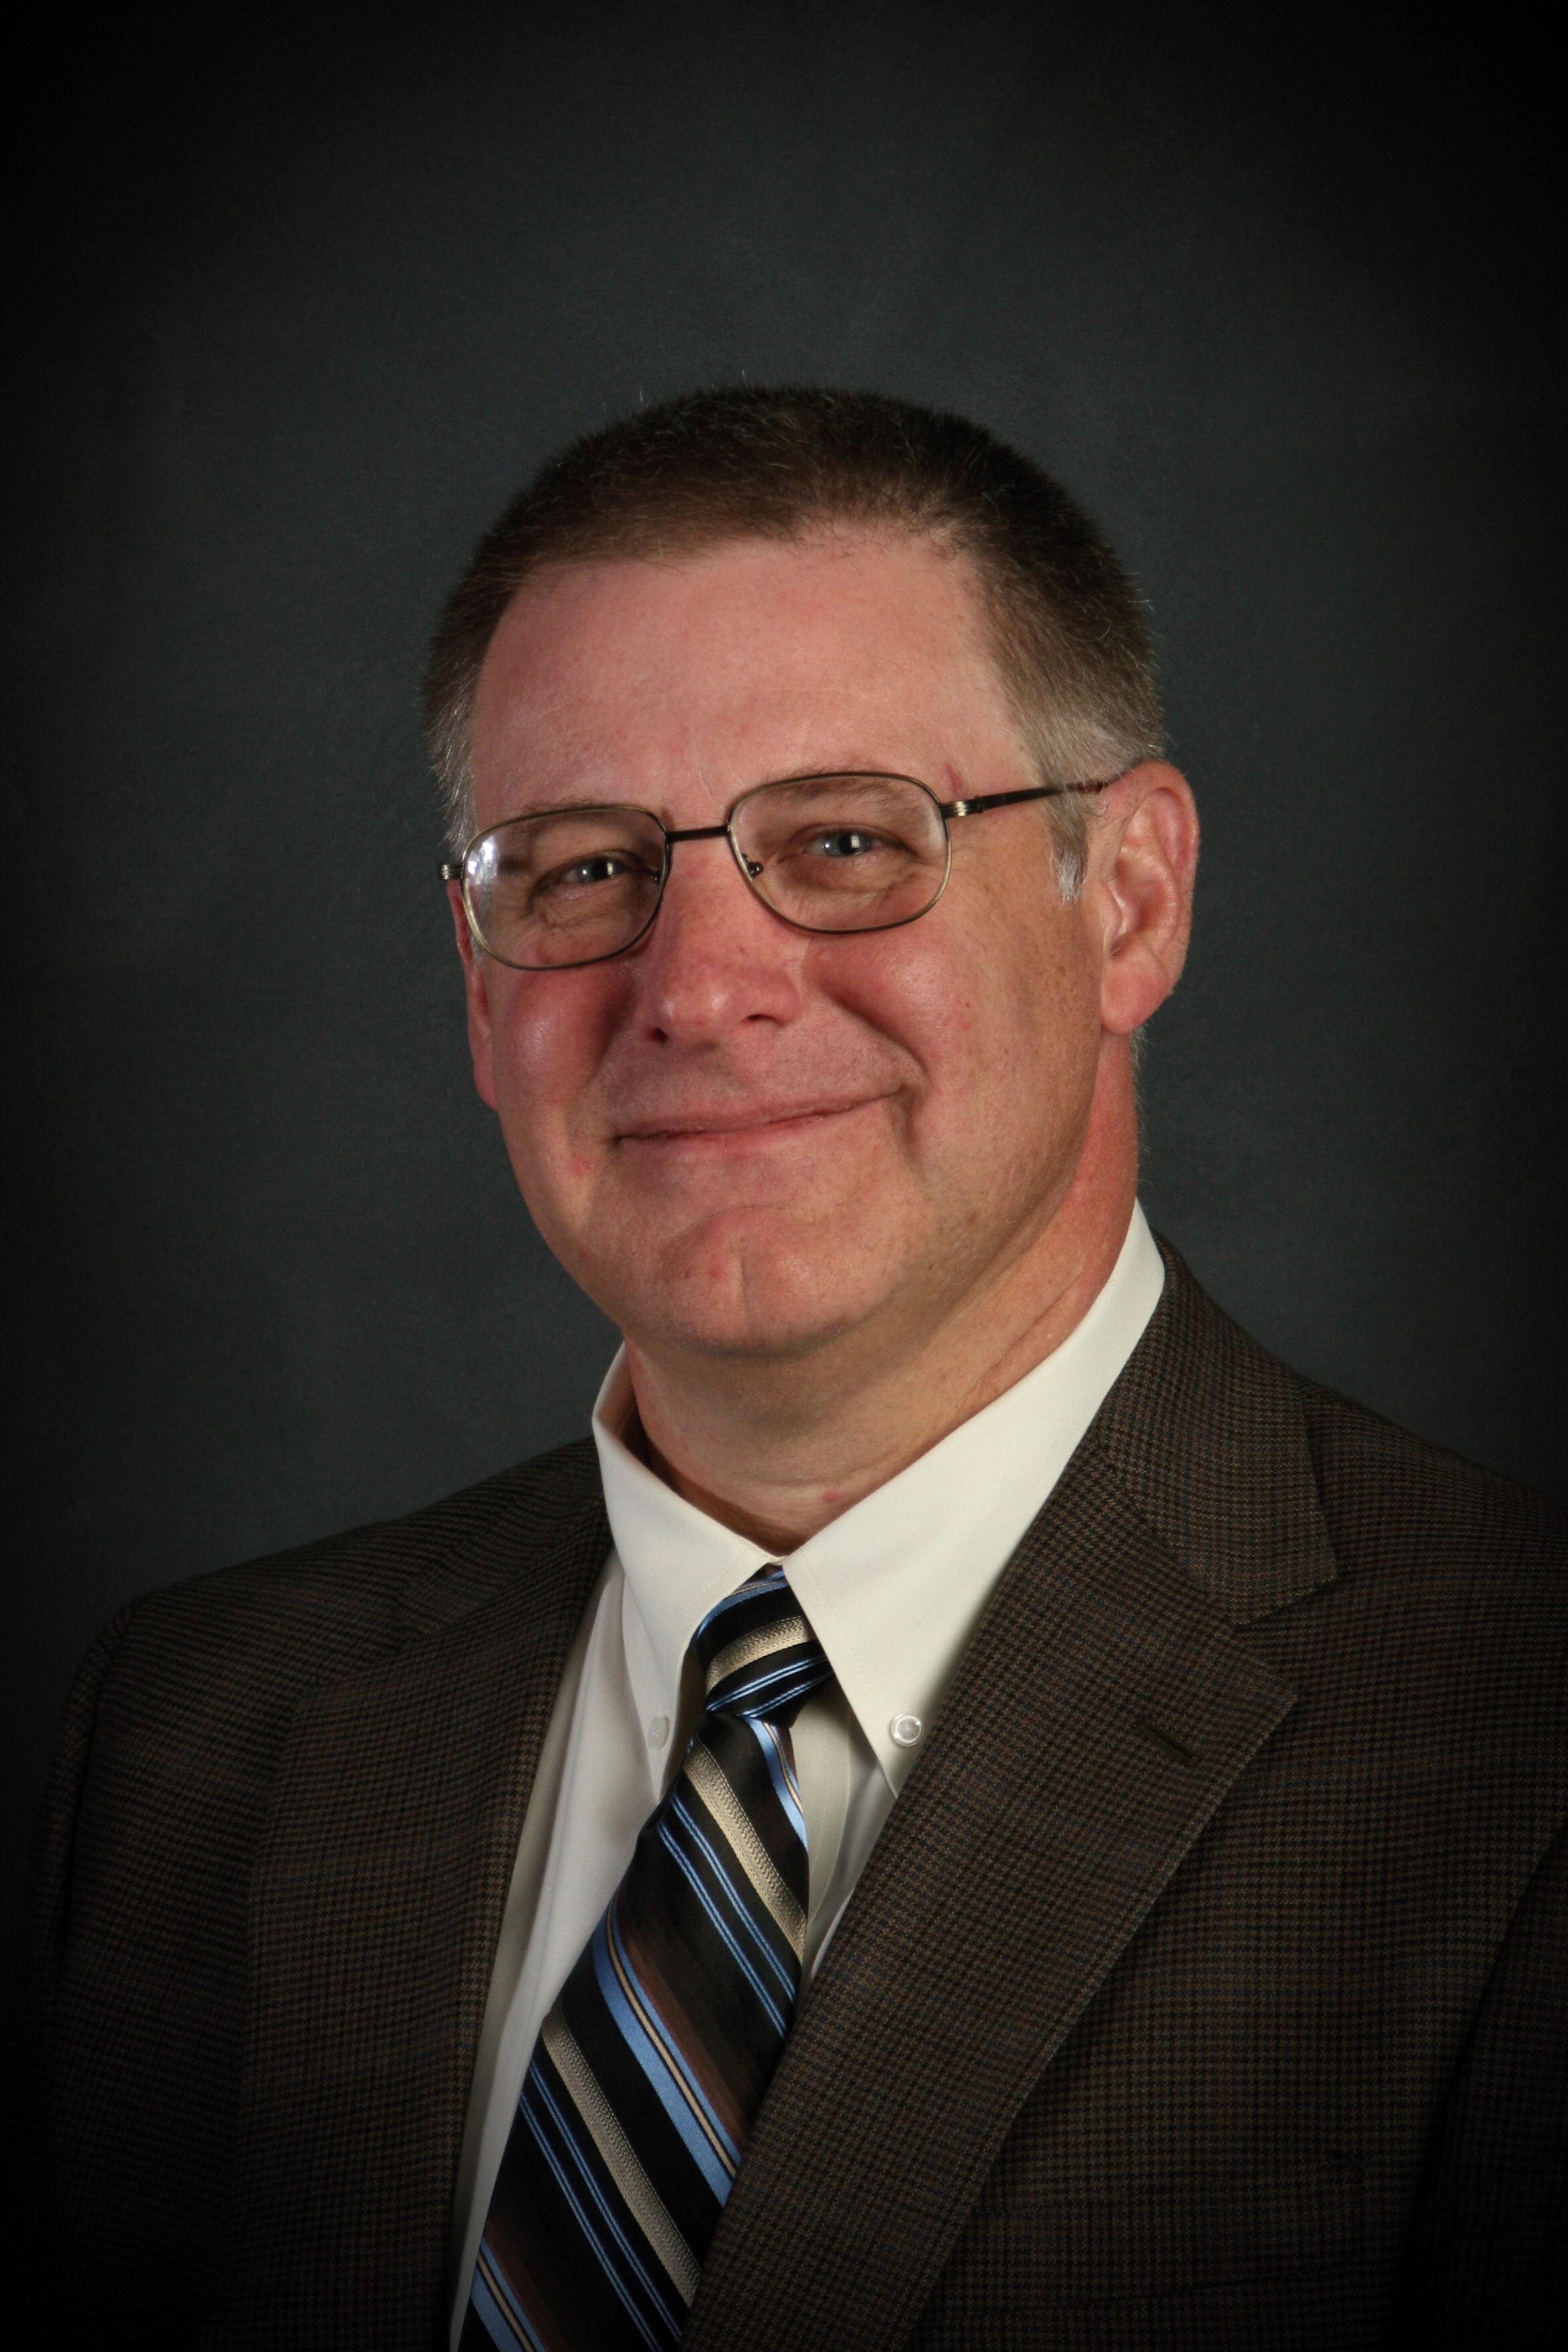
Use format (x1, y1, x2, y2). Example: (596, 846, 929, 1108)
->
(441, 769, 1115, 973)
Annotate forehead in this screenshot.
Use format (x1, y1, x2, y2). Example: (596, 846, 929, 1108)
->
(467, 529, 1028, 816)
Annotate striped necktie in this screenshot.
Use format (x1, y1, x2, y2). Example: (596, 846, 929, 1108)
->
(464, 1564, 832, 2351)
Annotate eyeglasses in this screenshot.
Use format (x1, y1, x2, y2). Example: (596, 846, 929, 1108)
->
(441, 769, 1115, 972)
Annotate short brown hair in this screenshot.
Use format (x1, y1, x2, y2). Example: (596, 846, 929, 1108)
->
(423, 385, 1163, 890)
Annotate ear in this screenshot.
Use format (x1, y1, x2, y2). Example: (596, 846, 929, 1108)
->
(1085, 762, 1199, 1036)
(448, 879, 500, 1110)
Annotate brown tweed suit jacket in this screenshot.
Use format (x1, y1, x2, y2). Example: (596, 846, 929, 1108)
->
(9, 1246, 1567, 2348)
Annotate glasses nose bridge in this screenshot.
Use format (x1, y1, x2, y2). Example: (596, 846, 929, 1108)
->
(662, 819, 734, 846)
(660, 814, 766, 898)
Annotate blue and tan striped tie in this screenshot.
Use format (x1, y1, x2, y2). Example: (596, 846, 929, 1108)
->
(463, 1565, 831, 2351)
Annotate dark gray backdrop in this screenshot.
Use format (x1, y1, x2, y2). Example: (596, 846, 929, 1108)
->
(7, 3, 1563, 1978)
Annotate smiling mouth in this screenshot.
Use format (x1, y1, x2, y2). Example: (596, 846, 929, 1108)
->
(616, 1099, 882, 1146)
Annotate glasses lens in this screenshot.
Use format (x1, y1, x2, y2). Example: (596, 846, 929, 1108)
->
(732, 775, 949, 932)
(463, 807, 667, 968)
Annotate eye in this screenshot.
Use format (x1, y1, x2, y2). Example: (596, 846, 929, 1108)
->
(540, 850, 650, 893)
(804, 828, 885, 859)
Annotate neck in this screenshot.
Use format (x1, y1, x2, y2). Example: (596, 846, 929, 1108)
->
(622, 1046, 1139, 1553)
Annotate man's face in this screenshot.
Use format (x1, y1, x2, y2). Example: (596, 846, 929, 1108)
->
(458, 531, 1118, 1371)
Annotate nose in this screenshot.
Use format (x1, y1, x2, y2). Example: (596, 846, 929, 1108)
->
(632, 831, 804, 1046)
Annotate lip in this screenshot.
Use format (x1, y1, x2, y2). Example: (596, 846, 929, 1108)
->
(615, 1096, 885, 1146)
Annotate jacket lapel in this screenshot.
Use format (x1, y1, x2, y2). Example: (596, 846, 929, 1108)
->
(217, 1448, 609, 2348)
(685, 1248, 1334, 2351)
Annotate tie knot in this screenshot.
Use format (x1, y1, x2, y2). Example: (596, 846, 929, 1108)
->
(693, 1565, 831, 1725)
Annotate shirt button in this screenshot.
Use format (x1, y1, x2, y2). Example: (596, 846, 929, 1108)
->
(889, 1712, 923, 1749)
(647, 1716, 670, 1749)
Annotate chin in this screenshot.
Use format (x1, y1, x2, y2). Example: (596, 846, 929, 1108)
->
(625, 1233, 888, 1364)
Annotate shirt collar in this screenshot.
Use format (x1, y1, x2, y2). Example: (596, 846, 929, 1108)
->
(591, 1203, 1165, 1792)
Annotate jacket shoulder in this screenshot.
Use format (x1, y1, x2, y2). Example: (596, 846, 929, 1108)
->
(58, 1438, 609, 1813)
(1296, 1375, 1567, 1580)
(20, 1438, 609, 2040)
(115, 1432, 605, 1677)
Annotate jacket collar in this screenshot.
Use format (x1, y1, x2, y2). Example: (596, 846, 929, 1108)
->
(1095, 1238, 1336, 1622)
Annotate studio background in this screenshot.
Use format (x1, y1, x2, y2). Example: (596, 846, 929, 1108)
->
(6, 2, 1563, 1987)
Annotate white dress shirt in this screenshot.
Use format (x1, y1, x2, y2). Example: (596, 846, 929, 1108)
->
(448, 1204, 1165, 2338)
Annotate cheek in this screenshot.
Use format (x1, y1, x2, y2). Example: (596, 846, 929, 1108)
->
(486, 973, 624, 1181)
(827, 898, 1096, 1133)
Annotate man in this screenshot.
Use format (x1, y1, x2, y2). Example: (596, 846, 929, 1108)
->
(11, 389, 1565, 2349)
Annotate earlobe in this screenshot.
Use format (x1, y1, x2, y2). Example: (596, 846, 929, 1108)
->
(448, 880, 500, 1110)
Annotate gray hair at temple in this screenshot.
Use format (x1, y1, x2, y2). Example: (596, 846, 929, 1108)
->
(422, 385, 1165, 899)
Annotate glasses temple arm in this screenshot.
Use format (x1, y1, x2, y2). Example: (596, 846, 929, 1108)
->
(938, 779, 1117, 820)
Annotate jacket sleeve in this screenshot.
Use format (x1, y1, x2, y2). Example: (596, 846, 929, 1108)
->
(1397, 1812, 1568, 2347)
(2, 1604, 140, 2305)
